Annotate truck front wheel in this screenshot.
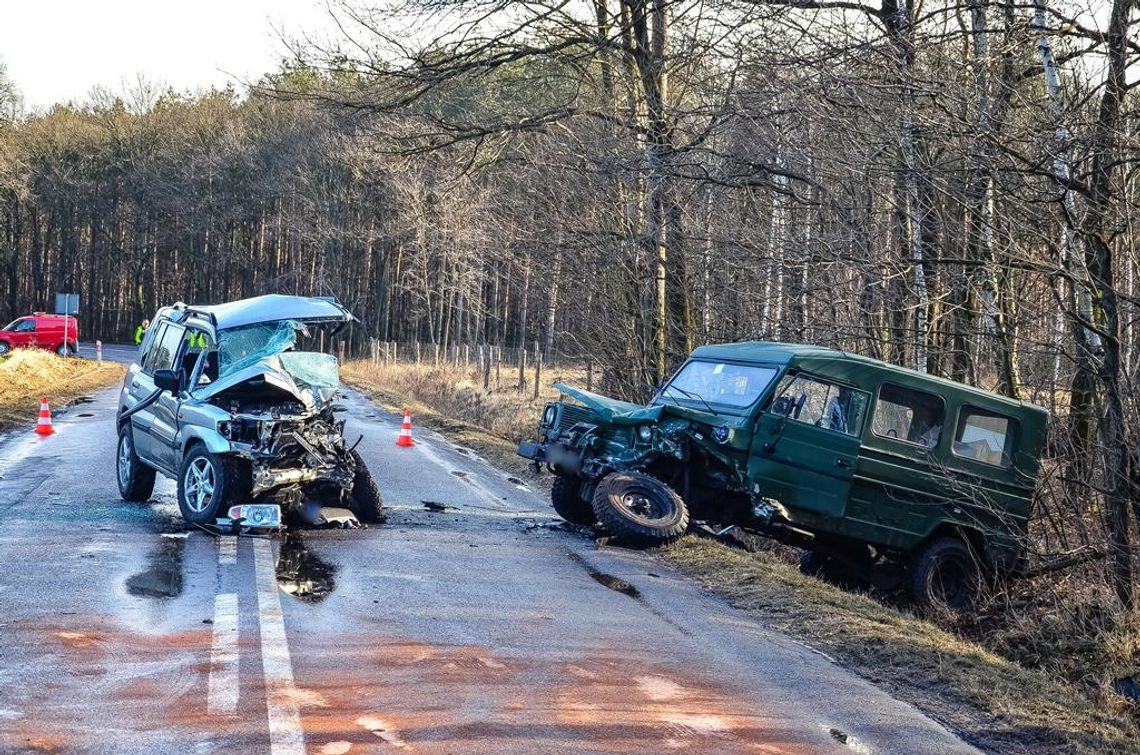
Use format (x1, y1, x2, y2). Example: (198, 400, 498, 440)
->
(911, 537, 983, 614)
(592, 472, 688, 547)
(550, 475, 595, 525)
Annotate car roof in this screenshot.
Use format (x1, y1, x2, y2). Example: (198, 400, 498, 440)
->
(688, 341, 1047, 418)
(184, 295, 355, 331)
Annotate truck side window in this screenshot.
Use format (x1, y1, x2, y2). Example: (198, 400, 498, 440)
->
(14, 319, 35, 332)
(872, 383, 945, 448)
(771, 374, 866, 436)
(953, 408, 1017, 466)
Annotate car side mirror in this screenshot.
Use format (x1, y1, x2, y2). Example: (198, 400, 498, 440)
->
(153, 368, 181, 394)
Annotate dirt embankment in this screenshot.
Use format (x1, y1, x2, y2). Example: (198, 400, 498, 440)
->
(0, 350, 125, 431)
(345, 363, 1140, 755)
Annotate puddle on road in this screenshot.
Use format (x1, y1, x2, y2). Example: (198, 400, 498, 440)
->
(125, 536, 186, 599)
(75, 413, 95, 418)
(589, 572, 641, 598)
(567, 552, 642, 598)
(277, 532, 338, 603)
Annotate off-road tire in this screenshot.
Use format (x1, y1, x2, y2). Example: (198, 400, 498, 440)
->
(176, 445, 248, 525)
(116, 425, 156, 502)
(550, 475, 595, 525)
(911, 537, 983, 614)
(591, 471, 689, 547)
(347, 449, 385, 523)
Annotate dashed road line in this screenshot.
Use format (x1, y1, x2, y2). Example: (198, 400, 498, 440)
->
(254, 537, 306, 755)
(218, 536, 237, 565)
(206, 592, 239, 715)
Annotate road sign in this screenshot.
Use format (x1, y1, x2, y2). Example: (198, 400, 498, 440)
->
(54, 293, 79, 316)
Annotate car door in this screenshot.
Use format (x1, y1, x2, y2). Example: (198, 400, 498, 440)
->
(129, 322, 185, 471)
(748, 373, 868, 520)
(12, 318, 36, 348)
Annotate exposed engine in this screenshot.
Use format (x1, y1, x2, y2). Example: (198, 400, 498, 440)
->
(215, 395, 357, 509)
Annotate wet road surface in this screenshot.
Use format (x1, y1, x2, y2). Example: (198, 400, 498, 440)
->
(0, 385, 979, 754)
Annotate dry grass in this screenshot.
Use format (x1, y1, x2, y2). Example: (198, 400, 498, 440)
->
(343, 359, 1140, 753)
(0, 350, 125, 431)
(662, 538, 1140, 754)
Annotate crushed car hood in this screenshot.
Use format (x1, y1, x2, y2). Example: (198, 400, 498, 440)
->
(196, 355, 337, 410)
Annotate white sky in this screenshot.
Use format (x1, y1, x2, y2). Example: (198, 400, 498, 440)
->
(0, 0, 342, 111)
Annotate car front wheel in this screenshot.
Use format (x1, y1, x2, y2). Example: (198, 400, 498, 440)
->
(346, 449, 385, 523)
(117, 425, 156, 502)
(177, 445, 247, 524)
(0, 341, 9, 355)
(591, 471, 689, 547)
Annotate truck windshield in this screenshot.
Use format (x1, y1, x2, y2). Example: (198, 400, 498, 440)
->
(658, 361, 779, 410)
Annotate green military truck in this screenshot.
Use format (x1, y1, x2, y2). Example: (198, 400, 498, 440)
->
(518, 342, 1048, 612)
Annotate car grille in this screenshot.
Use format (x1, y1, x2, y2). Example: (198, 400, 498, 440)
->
(555, 403, 597, 432)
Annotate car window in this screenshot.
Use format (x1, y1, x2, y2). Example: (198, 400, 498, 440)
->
(953, 408, 1017, 467)
(872, 383, 945, 447)
(142, 323, 184, 375)
(769, 373, 867, 436)
(14, 319, 35, 332)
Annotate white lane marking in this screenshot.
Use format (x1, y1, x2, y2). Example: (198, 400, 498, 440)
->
(254, 537, 305, 755)
(207, 592, 239, 715)
(218, 537, 237, 565)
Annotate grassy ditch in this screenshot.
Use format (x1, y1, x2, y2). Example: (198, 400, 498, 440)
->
(343, 358, 1140, 753)
(0, 350, 124, 432)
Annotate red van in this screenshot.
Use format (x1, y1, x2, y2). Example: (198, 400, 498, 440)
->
(0, 313, 80, 356)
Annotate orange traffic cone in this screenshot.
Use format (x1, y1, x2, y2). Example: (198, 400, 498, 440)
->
(396, 409, 415, 447)
(35, 397, 54, 436)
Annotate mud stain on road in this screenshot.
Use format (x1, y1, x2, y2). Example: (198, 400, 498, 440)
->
(289, 636, 821, 754)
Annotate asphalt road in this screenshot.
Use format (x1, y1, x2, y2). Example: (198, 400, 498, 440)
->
(78, 341, 139, 365)
(0, 380, 980, 754)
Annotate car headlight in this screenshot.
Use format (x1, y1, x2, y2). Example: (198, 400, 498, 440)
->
(543, 405, 557, 426)
(638, 425, 653, 442)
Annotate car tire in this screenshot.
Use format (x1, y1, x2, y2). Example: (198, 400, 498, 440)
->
(177, 445, 247, 525)
(116, 425, 156, 502)
(550, 475, 595, 525)
(591, 471, 689, 547)
(56, 343, 74, 357)
(0, 341, 9, 355)
(911, 537, 984, 614)
(346, 449, 385, 523)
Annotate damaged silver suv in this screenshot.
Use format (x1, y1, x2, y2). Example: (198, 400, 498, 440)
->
(115, 295, 383, 526)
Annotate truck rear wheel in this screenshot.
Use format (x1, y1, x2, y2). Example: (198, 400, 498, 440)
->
(591, 472, 688, 547)
(550, 475, 595, 525)
(911, 537, 983, 614)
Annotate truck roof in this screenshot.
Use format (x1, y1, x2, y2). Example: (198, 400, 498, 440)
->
(688, 341, 1047, 418)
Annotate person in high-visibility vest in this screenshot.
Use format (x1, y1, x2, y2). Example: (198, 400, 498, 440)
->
(134, 319, 149, 345)
(185, 330, 209, 350)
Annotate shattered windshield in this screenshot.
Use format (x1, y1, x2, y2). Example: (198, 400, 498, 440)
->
(217, 320, 339, 388)
(658, 360, 779, 410)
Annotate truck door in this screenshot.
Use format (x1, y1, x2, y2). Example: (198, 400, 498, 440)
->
(749, 373, 868, 519)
